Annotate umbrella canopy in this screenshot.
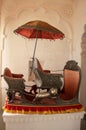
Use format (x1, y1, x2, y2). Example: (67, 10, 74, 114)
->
(14, 20, 65, 40)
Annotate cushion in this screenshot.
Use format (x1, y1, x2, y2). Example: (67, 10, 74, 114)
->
(4, 68, 12, 77)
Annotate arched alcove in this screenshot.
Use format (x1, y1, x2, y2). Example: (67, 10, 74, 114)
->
(1, 7, 73, 106)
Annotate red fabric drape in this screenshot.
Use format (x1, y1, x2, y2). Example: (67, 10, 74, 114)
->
(3, 99, 84, 114)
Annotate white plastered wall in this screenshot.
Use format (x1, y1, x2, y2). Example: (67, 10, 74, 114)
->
(0, 0, 73, 106)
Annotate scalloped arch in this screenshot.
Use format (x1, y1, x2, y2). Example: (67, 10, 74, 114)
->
(4, 7, 72, 39)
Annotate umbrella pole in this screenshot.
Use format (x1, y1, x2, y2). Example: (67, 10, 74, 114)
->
(30, 31, 38, 76)
(32, 31, 38, 60)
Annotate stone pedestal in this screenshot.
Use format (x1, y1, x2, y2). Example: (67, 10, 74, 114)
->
(3, 111, 85, 130)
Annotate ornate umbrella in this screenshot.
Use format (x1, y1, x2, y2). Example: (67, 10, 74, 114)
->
(14, 20, 65, 58)
(14, 20, 65, 74)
